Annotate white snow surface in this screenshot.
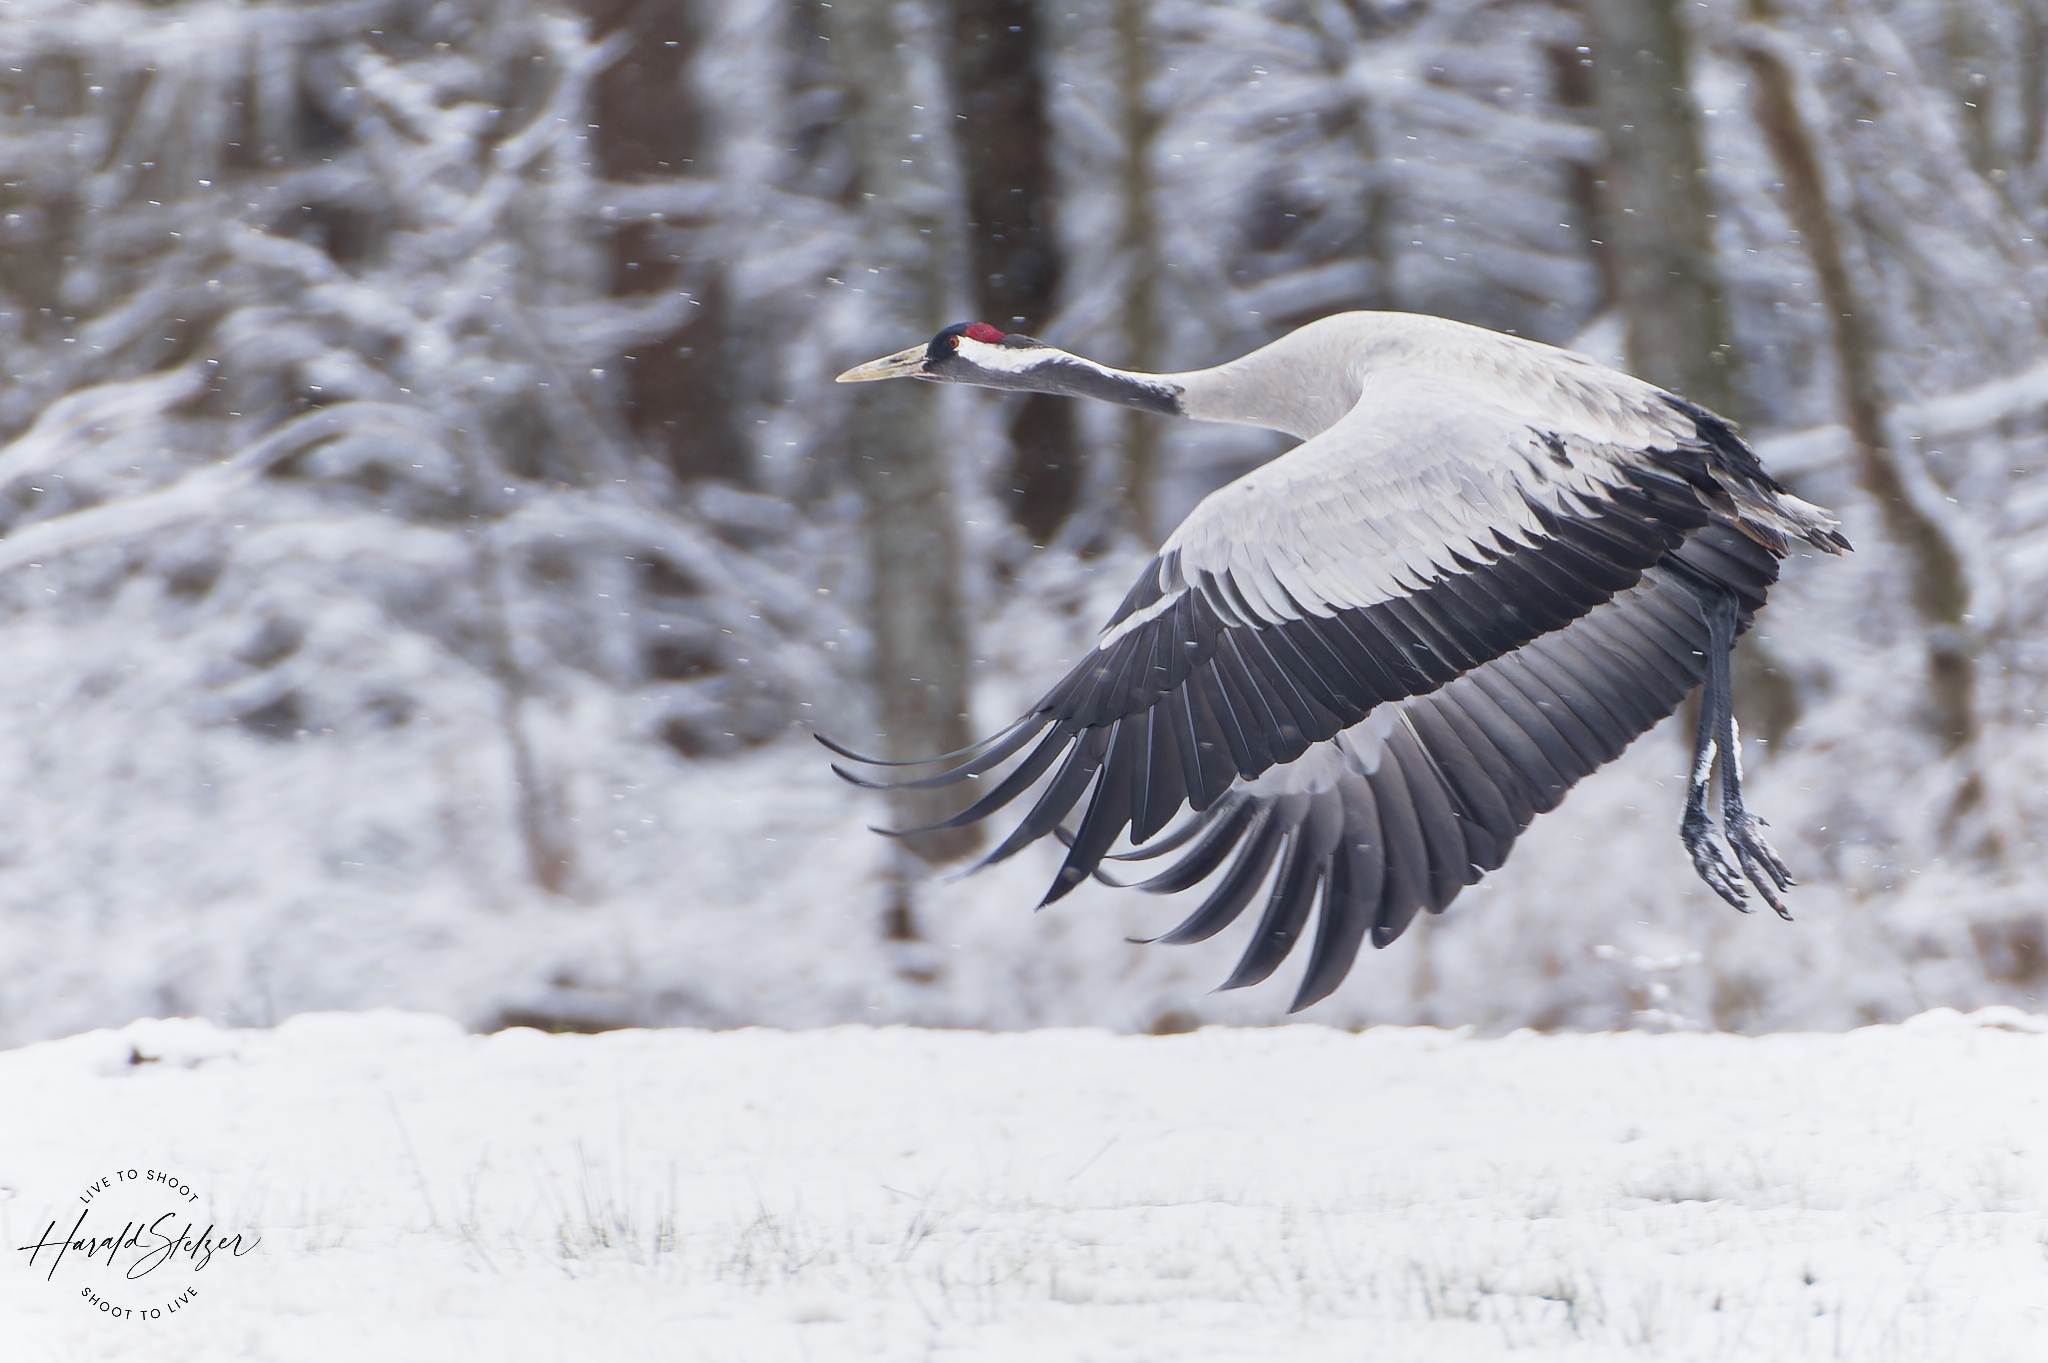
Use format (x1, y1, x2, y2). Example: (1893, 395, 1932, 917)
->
(4, 1007, 2045, 1361)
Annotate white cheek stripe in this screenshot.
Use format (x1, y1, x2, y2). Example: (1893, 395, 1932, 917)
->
(956, 335, 1065, 376)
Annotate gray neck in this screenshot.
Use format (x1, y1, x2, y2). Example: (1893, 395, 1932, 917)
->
(1023, 354, 1185, 416)
(992, 314, 1427, 440)
(1163, 318, 1377, 440)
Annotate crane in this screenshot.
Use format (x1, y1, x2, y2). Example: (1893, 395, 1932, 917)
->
(832, 312, 1850, 1011)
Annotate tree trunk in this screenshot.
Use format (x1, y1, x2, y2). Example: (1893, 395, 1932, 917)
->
(1586, 0, 1801, 744)
(1941, 0, 1997, 183)
(945, 0, 1080, 547)
(1584, 0, 1737, 416)
(1546, 38, 1618, 314)
(454, 429, 577, 897)
(824, 0, 980, 865)
(1738, 29, 1976, 751)
(584, 0, 752, 485)
(1114, 0, 1163, 544)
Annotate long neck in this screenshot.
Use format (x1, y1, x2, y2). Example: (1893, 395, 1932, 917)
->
(959, 345, 1184, 416)
(978, 314, 1390, 439)
(982, 344, 1355, 438)
(1023, 313, 1660, 444)
(1162, 317, 1378, 440)
(1029, 355, 1185, 417)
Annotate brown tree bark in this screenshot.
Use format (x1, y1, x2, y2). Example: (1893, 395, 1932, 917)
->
(1546, 39, 1618, 313)
(584, 0, 752, 485)
(1585, 0, 1800, 744)
(1114, 0, 1163, 544)
(1584, 0, 1737, 416)
(945, 0, 1080, 547)
(1739, 28, 1976, 750)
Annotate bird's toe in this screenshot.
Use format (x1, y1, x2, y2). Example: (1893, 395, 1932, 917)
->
(1725, 813, 1794, 920)
(1681, 810, 1750, 911)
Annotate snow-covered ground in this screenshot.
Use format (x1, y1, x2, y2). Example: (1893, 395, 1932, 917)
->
(4, 1009, 2045, 1360)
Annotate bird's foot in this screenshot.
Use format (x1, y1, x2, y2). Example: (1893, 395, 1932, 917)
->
(1681, 805, 1749, 912)
(1723, 810, 1793, 920)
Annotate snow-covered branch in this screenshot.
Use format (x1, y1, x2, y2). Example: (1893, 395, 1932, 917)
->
(1758, 357, 2048, 478)
(0, 404, 442, 574)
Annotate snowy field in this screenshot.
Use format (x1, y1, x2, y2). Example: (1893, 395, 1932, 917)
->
(5, 1009, 2046, 1360)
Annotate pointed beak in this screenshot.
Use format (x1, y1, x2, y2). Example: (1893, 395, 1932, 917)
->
(835, 344, 932, 384)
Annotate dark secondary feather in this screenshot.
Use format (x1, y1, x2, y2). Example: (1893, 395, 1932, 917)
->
(1100, 525, 1775, 1010)
(835, 412, 1816, 1008)
(899, 461, 1706, 881)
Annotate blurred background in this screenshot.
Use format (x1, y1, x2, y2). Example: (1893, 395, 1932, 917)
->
(0, 0, 2041, 1045)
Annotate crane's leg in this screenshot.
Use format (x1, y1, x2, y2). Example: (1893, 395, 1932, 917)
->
(1715, 670, 1795, 921)
(1679, 585, 1747, 910)
(1677, 579, 1795, 917)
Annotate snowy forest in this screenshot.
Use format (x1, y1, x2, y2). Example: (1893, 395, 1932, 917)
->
(0, 0, 2043, 1046)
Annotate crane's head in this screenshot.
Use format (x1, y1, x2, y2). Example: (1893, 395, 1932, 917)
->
(835, 323, 1184, 414)
(835, 322, 1054, 387)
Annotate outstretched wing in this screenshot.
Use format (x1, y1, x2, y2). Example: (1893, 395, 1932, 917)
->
(836, 377, 1823, 960)
(1105, 525, 1777, 1011)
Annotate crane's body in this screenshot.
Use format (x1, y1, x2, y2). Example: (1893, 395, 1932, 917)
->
(834, 312, 1849, 1011)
